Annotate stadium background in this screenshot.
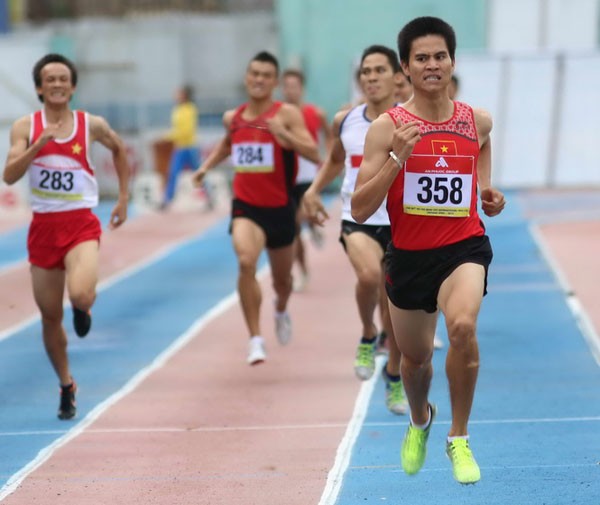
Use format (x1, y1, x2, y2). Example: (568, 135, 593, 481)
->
(0, 0, 598, 204)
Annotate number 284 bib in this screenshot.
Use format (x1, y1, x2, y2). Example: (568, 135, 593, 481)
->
(232, 142, 274, 173)
(403, 154, 474, 217)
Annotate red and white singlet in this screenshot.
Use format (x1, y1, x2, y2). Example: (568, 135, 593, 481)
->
(230, 102, 297, 207)
(28, 110, 98, 213)
(296, 103, 322, 184)
(386, 101, 485, 250)
(340, 103, 389, 225)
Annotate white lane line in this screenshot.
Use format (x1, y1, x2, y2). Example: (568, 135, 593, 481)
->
(317, 357, 384, 505)
(1, 415, 599, 438)
(0, 260, 272, 501)
(0, 226, 218, 343)
(351, 462, 598, 471)
(362, 416, 600, 427)
(0, 284, 241, 501)
(530, 224, 600, 366)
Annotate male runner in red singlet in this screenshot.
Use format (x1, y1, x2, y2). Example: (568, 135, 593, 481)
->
(303, 45, 407, 416)
(281, 68, 332, 291)
(192, 51, 319, 365)
(352, 17, 505, 484)
(3, 53, 130, 420)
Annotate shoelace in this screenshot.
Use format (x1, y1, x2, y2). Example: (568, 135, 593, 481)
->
(448, 440, 473, 462)
(357, 344, 374, 363)
(388, 382, 405, 403)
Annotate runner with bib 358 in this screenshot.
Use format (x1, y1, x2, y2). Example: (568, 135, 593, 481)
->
(351, 17, 505, 485)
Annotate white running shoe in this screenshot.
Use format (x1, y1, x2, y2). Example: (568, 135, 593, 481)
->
(275, 312, 292, 345)
(293, 272, 309, 292)
(434, 334, 444, 349)
(247, 336, 266, 365)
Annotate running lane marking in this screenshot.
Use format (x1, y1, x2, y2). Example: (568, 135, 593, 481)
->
(0, 415, 598, 438)
(317, 356, 384, 505)
(530, 224, 600, 365)
(0, 227, 218, 343)
(0, 264, 270, 501)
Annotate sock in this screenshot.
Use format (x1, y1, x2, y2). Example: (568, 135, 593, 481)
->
(360, 335, 377, 344)
(410, 404, 432, 430)
(385, 370, 401, 382)
(447, 435, 469, 443)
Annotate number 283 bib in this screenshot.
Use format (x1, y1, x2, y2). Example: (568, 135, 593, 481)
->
(403, 154, 474, 217)
(232, 142, 274, 173)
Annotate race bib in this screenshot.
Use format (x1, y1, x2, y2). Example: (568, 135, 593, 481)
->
(232, 142, 274, 173)
(403, 154, 474, 217)
(29, 156, 88, 201)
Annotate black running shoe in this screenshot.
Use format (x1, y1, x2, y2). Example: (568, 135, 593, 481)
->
(73, 307, 92, 337)
(58, 381, 77, 420)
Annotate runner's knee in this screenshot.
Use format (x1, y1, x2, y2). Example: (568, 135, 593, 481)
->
(446, 316, 477, 352)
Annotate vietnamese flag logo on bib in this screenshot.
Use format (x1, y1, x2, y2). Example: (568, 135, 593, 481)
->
(431, 140, 457, 155)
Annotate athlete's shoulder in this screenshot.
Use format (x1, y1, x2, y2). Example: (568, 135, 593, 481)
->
(386, 104, 408, 124)
(471, 107, 492, 134)
(223, 108, 237, 124)
(332, 106, 355, 134)
(86, 113, 112, 136)
(12, 114, 31, 131)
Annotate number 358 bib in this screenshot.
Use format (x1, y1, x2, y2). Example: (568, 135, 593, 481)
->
(403, 154, 474, 217)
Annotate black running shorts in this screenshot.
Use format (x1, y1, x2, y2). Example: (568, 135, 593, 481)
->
(384, 235, 493, 313)
(230, 198, 297, 249)
(339, 220, 391, 255)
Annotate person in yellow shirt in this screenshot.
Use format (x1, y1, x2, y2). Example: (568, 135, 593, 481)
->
(162, 85, 208, 209)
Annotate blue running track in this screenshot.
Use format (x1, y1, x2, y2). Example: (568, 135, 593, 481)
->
(330, 194, 600, 504)
(0, 195, 598, 503)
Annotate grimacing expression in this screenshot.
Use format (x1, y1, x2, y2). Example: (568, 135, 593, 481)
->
(245, 61, 279, 100)
(402, 34, 455, 95)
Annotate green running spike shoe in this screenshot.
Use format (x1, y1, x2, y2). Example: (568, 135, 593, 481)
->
(400, 403, 437, 475)
(381, 365, 408, 415)
(353, 340, 376, 380)
(446, 438, 481, 484)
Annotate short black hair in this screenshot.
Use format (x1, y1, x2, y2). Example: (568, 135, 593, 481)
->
(32, 53, 78, 103)
(249, 51, 279, 75)
(360, 45, 400, 73)
(397, 16, 456, 64)
(282, 68, 304, 85)
(181, 84, 194, 101)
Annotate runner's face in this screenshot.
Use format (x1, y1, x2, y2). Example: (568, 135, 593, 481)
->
(37, 63, 75, 105)
(282, 75, 303, 104)
(245, 61, 278, 100)
(359, 53, 396, 105)
(402, 35, 454, 95)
